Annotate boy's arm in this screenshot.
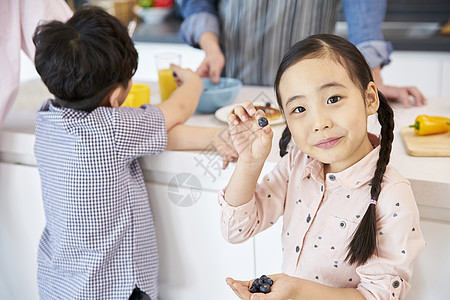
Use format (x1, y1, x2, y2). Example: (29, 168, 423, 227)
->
(166, 125, 220, 150)
(166, 124, 238, 168)
(155, 65, 203, 131)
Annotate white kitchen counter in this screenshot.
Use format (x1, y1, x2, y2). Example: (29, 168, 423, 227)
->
(1, 79, 449, 220)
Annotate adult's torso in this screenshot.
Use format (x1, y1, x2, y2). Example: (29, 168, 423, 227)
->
(218, 0, 340, 86)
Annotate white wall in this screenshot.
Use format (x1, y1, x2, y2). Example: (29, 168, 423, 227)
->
(20, 42, 205, 83)
(21, 45, 450, 98)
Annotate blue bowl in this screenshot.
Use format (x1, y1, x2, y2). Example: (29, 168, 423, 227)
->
(196, 77, 242, 113)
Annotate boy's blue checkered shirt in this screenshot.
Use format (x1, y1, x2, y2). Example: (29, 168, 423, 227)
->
(34, 100, 167, 299)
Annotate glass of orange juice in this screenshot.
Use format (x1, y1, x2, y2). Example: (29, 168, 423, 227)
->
(155, 53, 181, 101)
(121, 83, 150, 107)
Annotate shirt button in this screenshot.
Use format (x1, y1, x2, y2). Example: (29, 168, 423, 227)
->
(339, 221, 346, 228)
(328, 174, 336, 181)
(392, 280, 400, 288)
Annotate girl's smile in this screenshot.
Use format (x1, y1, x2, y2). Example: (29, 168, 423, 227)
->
(314, 136, 343, 149)
(279, 56, 379, 173)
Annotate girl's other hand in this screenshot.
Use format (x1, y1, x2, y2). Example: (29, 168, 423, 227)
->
(227, 101, 273, 165)
(226, 274, 301, 300)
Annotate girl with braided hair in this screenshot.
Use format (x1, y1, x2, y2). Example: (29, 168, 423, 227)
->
(221, 34, 425, 300)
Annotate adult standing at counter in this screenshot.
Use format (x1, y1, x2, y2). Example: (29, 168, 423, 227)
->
(179, 0, 426, 107)
(0, 0, 73, 128)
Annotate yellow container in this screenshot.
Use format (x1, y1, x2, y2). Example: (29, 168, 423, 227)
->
(158, 69, 177, 101)
(155, 52, 181, 101)
(122, 83, 150, 107)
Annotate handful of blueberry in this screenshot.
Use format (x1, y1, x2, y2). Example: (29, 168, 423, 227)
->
(249, 275, 273, 294)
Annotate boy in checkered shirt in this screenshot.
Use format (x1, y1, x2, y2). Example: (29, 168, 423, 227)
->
(33, 5, 235, 299)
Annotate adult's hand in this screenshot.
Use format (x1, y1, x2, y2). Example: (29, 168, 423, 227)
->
(198, 32, 225, 83)
(372, 66, 427, 108)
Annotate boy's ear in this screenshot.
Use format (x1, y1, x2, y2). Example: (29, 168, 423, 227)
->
(365, 81, 380, 116)
(107, 85, 125, 108)
(107, 80, 132, 108)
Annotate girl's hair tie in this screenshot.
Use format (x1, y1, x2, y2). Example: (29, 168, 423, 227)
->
(370, 199, 377, 205)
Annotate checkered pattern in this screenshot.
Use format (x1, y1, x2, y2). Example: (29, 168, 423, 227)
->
(34, 100, 167, 299)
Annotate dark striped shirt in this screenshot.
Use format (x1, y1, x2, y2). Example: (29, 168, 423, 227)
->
(180, 0, 392, 86)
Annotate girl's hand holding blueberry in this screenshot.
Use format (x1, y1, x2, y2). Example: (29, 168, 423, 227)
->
(227, 100, 273, 165)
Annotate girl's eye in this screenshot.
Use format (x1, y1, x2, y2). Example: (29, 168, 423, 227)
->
(292, 106, 306, 114)
(327, 96, 341, 104)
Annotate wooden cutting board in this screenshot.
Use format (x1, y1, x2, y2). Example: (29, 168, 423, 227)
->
(400, 126, 450, 157)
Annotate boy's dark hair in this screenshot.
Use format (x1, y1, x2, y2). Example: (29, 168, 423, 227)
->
(33, 5, 138, 111)
(274, 34, 394, 266)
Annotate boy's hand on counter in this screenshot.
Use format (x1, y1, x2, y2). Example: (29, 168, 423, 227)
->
(211, 127, 238, 169)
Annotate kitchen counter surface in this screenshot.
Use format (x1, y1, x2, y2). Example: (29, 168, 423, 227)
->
(1, 80, 449, 220)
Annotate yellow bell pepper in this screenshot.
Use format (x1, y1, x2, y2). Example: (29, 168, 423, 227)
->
(409, 115, 450, 136)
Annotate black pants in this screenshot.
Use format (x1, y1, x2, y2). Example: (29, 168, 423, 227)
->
(129, 286, 151, 300)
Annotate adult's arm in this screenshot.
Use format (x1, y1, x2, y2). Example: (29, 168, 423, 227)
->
(179, 0, 224, 83)
(0, 0, 73, 126)
(342, 0, 391, 69)
(343, 0, 426, 106)
(179, 0, 220, 47)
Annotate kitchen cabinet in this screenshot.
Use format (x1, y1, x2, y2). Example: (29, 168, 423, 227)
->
(442, 59, 450, 97)
(146, 182, 254, 299)
(0, 162, 44, 300)
(1, 158, 449, 299)
(381, 51, 450, 98)
(409, 220, 450, 299)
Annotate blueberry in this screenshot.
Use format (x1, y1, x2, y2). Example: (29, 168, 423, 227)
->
(249, 284, 259, 293)
(250, 275, 274, 293)
(258, 117, 268, 128)
(260, 275, 273, 284)
(259, 283, 271, 293)
(253, 278, 263, 287)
